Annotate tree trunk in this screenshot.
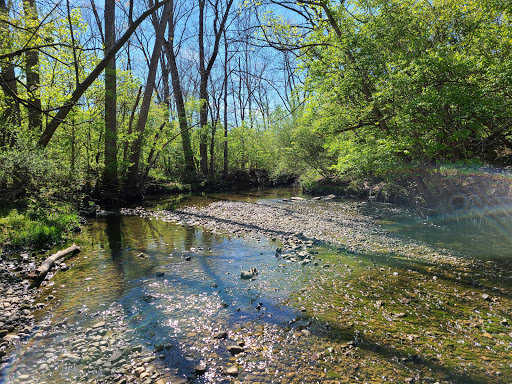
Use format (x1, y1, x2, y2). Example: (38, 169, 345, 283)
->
(28, 244, 81, 287)
(123, 86, 142, 167)
(38, 0, 172, 148)
(103, 0, 118, 192)
(126, 2, 171, 193)
(23, 0, 42, 132)
(0, 0, 21, 146)
(223, 33, 229, 178)
(198, 0, 234, 176)
(198, 0, 209, 175)
(164, 2, 195, 175)
(210, 119, 217, 173)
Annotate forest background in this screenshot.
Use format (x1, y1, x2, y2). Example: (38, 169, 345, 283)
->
(0, 0, 511, 249)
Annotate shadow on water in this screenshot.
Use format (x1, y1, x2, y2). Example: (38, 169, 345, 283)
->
(3, 192, 512, 383)
(3, 212, 307, 383)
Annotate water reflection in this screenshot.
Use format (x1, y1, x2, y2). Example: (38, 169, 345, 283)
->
(4, 214, 307, 383)
(361, 201, 512, 262)
(4, 191, 512, 383)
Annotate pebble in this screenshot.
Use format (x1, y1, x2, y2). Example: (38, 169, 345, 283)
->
(225, 365, 239, 376)
(194, 362, 207, 374)
(227, 345, 245, 355)
(214, 331, 228, 339)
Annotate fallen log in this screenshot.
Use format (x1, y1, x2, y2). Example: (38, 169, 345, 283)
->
(27, 244, 81, 287)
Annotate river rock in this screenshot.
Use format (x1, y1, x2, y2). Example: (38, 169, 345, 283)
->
(225, 365, 238, 376)
(62, 353, 81, 363)
(195, 362, 207, 375)
(134, 366, 145, 376)
(213, 331, 228, 339)
(227, 345, 244, 355)
(111, 350, 123, 362)
(92, 321, 105, 329)
(240, 267, 258, 280)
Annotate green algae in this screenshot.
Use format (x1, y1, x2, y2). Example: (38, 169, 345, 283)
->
(286, 246, 512, 383)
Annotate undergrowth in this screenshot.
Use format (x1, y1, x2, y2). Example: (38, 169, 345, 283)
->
(0, 205, 79, 251)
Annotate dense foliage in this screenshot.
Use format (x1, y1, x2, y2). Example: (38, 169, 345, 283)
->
(293, 0, 512, 177)
(0, 0, 511, 247)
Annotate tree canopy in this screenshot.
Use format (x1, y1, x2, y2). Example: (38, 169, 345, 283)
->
(0, 0, 510, 207)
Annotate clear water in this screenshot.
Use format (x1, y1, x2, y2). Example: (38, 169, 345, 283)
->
(3, 190, 512, 383)
(3, 211, 315, 383)
(360, 201, 512, 263)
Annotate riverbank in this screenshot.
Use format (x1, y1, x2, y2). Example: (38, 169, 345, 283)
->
(302, 165, 512, 214)
(0, 252, 39, 368)
(3, 192, 512, 383)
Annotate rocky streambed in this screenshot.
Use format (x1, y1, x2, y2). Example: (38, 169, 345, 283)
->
(0, 253, 41, 372)
(128, 198, 480, 270)
(122, 196, 512, 383)
(2, 194, 512, 384)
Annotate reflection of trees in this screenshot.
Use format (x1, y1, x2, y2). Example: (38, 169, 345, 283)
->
(184, 225, 195, 250)
(105, 214, 123, 259)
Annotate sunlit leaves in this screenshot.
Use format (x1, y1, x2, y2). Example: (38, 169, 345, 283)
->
(270, 0, 512, 174)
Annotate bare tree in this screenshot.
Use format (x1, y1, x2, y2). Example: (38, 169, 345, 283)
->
(102, 0, 118, 192)
(222, 28, 229, 178)
(126, 1, 172, 192)
(198, 0, 233, 175)
(38, 0, 172, 148)
(164, 0, 195, 174)
(23, 0, 42, 132)
(0, 0, 21, 145)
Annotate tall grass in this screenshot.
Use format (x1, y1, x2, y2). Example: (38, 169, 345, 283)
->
(0, 207, 79, 250)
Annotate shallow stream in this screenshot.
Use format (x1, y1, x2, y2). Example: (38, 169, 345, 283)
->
(3, 189, 512, 383)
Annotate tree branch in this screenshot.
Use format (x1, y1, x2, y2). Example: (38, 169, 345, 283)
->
(38, 0, 172, 148)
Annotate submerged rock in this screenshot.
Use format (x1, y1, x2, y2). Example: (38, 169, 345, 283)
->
(240, 267, 258, 280)
(225, 365, 239, 376)
(213, 331, 228, 339)
(227, 345, 245, 355)
(194, 362, 207, 375)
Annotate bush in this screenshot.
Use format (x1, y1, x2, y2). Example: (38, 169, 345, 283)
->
(0, 144, 83, 210)
(0, 143, 82, 250)
(0, 206, 79, 250)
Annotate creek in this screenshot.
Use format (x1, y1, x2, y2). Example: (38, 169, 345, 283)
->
(3, 188, 512, 383)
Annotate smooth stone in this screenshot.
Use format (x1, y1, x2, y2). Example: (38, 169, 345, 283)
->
(111, 350, 123, 362)
(92, 321, 105, 328)
(225, 365, 238, 376)
(214, 331, 228, 339)
(240, 267, 258, 280)
(227, 345, 244, 355)
(195, 362, 207, 375)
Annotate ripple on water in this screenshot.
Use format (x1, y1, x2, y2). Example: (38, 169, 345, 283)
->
(3, 215, 314, 383)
